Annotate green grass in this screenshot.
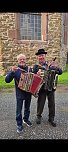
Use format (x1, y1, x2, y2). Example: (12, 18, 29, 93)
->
(0, 76, 14, 88)
(58, 71, 68, 84)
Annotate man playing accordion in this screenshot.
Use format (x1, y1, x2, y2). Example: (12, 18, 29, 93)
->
(5, 54, 32, 133)
(33, 49, 62, 127)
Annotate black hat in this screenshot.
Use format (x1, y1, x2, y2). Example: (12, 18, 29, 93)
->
(35, 49, 47, 55)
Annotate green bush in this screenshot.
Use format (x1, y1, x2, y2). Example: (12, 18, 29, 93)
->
(64, 64, 68, 72)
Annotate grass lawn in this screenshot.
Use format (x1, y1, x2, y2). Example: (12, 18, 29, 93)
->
(0, 76, 14, 88)
(58, 71, 68, 84)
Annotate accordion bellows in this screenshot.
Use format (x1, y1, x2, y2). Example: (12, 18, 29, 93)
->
(18, 72, 43, 95)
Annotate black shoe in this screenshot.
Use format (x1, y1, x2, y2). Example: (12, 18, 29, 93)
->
(48, 119, 56, 127)
(23, 119, 32, 127)
(36, 117, 41, 124)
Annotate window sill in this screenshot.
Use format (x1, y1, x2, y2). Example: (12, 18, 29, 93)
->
(14, 39, 47, 44)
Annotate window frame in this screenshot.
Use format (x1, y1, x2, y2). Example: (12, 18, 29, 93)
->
(15, 13, 48, 42)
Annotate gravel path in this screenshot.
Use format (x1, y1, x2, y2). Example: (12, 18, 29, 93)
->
(0, 85, 68, 139)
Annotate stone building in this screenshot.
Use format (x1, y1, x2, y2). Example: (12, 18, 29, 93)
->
(0, 12, 68, 75)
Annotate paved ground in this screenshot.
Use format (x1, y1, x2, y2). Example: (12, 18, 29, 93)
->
(0, 85, 68, 139)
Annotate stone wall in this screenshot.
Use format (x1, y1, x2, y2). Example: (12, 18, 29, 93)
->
(47, 13, 63, 67)
(47, 13, 67, 70)
(0, 13, 48, 75)
(0, 13, 67, 75)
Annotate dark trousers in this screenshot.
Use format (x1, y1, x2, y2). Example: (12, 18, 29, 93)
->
(16, 92, 31, 127)
(37, 89, 55, 120)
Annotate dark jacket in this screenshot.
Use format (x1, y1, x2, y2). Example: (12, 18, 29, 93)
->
(5, 65, 32, 99)
(32, 62, 62, 91)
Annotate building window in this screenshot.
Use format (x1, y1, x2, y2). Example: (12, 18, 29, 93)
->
(20, 13, 41, 40)
(16, 13, 48, 41)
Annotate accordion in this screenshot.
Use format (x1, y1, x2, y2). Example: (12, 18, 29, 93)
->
(18, 72, 43, 96)
(43, 69, 58, 91)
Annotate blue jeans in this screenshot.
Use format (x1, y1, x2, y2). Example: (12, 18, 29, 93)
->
(16, 92, 32, 128)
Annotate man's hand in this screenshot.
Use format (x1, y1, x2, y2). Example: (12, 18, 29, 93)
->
(37, 69, 44, 78)
(49, 60, 59, 68)
(37, 69, 41, 76)
(11, 66, 18, 72)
